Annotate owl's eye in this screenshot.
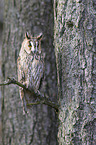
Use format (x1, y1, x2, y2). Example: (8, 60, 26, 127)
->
(28, 42, 32, 49)
(28, 41, 35, 52)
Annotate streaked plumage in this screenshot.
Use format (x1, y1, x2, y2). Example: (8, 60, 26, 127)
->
(17, 32, 44, 113)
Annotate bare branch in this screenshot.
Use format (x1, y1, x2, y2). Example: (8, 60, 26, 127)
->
(0, 77, 59, 111)
(27, 99, 59, 111)
(0, 77, 26, 89)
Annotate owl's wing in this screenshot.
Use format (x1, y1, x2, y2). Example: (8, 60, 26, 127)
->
(17, 57, 22, 82)
(28, 57, 44, 91)
(33, 59, 44, 89)
(17, 56, 29, 114)
(17, 57, 25, 83)
(17, 57, 25, 100)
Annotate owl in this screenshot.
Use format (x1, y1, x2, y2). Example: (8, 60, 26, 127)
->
(17, 32, 44, 113)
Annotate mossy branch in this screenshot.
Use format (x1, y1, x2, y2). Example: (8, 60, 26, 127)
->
(0, 77, 59, 111)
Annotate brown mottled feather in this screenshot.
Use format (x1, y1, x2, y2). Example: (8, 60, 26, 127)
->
(17, 33, 44, 113)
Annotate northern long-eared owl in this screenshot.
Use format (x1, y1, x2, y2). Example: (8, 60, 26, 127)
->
(17, 32, 44, 113)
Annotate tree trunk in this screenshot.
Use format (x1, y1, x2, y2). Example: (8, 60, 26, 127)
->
(0, 0, 4, 143)
(2, 0, 58, 144)
(54, 0, 96, 144)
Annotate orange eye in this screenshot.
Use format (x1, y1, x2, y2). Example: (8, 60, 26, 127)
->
(28, 42, 32, 48)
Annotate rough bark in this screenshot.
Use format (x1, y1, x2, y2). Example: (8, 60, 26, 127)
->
(2, 0, 58, 145)
(0, 0, 4, 143)
(54, 0, 96, 144)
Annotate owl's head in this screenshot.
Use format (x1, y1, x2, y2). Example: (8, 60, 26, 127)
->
(22, 32, 43, 54)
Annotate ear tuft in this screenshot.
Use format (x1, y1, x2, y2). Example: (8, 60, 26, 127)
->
(25, 32, 31, 39)
(37, 33, 43, 40)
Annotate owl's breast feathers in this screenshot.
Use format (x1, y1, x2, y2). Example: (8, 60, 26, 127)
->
(17, 48, 44, 92)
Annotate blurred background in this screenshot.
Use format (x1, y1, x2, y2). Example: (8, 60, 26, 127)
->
(0, 0, 4, 143)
